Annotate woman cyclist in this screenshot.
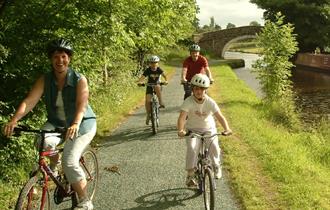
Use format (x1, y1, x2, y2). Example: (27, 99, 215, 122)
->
(3, 38, 96, 210)
(137, 55, 168, 125)
(177, 73, 231, 187)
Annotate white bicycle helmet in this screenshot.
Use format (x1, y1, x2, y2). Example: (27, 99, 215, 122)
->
(191, 73, 210, 88)
(189, 44, 200, 52)
(149, 55, 160, 63)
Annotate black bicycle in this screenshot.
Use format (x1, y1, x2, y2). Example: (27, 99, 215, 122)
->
(138, 82, 166, 134)
(186, 131, 226, 210)
(13, 126, 98, 210)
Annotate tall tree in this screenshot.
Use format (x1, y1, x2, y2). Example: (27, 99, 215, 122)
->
(250, 0, 330, 52)
(120, 0, 197, 71)
(209, 16, 215, 29)
(226, 23, 236, 29)
(249, 21, 261, 26)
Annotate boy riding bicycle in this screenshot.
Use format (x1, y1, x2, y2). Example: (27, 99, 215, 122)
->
(137, 55, 168, 125)
(177, 73, 232, 187)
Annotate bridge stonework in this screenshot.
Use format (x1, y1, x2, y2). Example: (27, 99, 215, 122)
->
(193, 26, 263, 58)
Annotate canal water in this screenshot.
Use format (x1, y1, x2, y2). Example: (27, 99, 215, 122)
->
(224, 52, 330, 122)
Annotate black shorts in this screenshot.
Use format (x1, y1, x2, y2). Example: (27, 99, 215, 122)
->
(146, 86, 153, 95)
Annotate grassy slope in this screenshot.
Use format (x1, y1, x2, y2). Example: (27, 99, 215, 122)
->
(209, 64, 330, 209)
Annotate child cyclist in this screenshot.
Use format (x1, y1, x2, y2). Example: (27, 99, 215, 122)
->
(138, 55, 168, 125)
(177, 73, 232, 187)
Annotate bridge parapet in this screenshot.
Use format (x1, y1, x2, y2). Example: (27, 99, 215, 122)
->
(194, 26, 263, 58)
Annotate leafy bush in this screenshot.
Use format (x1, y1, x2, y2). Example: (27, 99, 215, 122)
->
(252, 13, 300, 128)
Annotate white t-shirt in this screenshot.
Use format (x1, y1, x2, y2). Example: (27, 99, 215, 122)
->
(56, 90, 66, 122)
(180, 95, 220, 132)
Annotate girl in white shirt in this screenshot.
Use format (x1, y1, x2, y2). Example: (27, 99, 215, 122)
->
(177, 73, 232, 187)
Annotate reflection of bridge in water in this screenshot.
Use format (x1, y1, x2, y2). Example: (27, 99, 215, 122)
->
(193, 26, 263, 58)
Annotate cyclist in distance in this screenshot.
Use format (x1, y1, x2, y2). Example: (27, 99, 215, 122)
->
(3, 38, 96, 210)
(181, 44, 214, 100)
(177, 73, 232, 187)
(137, 55, 168, 125)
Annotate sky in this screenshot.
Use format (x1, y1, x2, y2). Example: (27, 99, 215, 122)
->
(196, 0, 265, 28)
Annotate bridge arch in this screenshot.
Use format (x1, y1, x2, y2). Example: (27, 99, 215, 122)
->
(193, 26, 263, 58)
(222, 35, 258, 57)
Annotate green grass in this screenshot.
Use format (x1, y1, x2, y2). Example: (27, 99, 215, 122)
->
(209, 64, 330, 209)
(228, 40, 263, 54)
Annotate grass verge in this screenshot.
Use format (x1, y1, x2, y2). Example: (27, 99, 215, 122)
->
(209, 64, 330, 209)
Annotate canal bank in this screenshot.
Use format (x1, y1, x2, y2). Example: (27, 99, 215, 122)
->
(223, 51, 330, 122)
(209, 63, 330, 210)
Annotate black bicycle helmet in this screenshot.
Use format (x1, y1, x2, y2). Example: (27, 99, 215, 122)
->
(47, 38, 73, 58)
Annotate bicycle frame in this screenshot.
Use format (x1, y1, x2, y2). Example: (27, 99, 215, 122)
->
(14, 126, 98, 210)
(15, 128, 73, 209)
(189, 132, 219, 171)
(138, 82, 166, 134)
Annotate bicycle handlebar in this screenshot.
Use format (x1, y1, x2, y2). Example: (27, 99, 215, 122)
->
(185, 130, 231, 138)
(13, 126, 66, 137)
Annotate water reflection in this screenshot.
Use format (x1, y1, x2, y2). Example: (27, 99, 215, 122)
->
(292, 68, 330, 121)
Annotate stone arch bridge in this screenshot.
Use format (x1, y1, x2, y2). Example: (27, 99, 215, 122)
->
(193, 26, 263, 58)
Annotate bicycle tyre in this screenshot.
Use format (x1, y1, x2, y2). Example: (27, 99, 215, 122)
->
(150, 101, 158, 134)
(15, 175, 50, 210)
(203, 168, 215, 210)
(80, 149, 99, 200)
(196, 159, 204, 194)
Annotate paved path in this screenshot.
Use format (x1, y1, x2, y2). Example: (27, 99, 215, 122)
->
(93, 68, 241, 209)
(224, 52, 262, 98)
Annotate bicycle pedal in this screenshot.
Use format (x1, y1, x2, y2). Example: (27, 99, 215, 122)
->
(54, 186, 65, 204)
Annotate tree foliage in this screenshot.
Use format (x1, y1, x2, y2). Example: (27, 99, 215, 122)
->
(249, 21, 261, 26)
(250, 0, 330, 52)
(253, 13, 299, 126)
(0, 0, 197, 183)
(226, 23, 236, 29)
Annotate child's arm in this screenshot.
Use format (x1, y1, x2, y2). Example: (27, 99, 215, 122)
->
(214, 111, 232, 134)
(177, 110, 188, 137)
(137, 75, 146, 84)
(161, 72, 168, 83)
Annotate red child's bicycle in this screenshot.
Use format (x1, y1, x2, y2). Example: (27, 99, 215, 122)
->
(13, 126, 98, 210)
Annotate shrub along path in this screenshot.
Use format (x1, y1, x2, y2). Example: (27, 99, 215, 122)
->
(93, 68, 241, 209)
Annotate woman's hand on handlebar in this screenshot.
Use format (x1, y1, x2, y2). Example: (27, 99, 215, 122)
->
(66, 123, 79, 140)
(3, 120, 18, 137)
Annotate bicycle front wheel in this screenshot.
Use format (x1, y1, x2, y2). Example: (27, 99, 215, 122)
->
(80, 149, 99, 200)
(203, 168, 215, 210)
(15, 175, 50, 210)
(150, 102, 158, 134)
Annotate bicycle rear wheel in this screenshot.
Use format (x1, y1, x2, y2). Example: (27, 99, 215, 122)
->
(150, 101, 158, 134)
(203, 168, 215, 210)
(15, 175, 50, 210)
